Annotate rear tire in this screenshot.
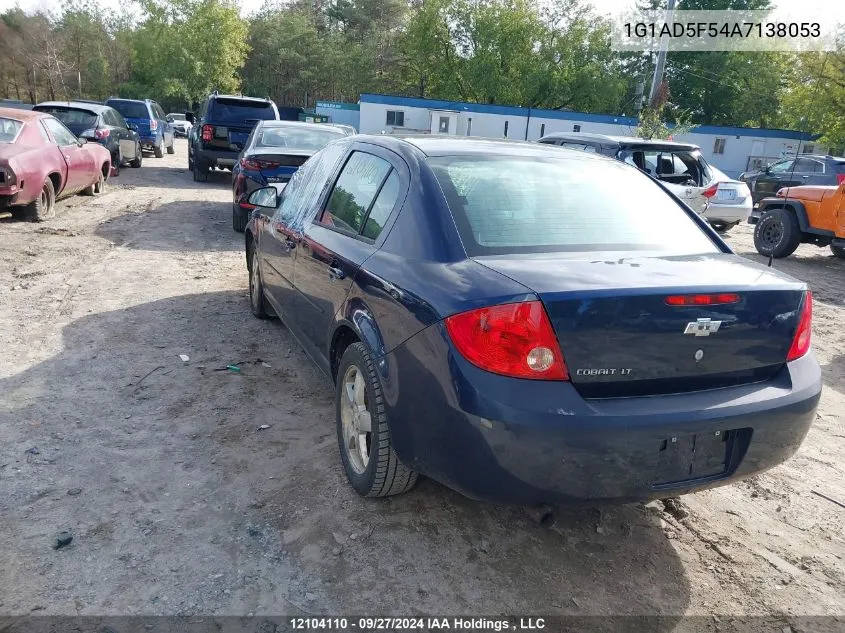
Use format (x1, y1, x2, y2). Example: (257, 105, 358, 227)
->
(25, 178, 56, 222)
(154, 142, 164, 158)
(831, 244, 845, 259)
(335, 342, 418, 498)
(166, 138, 175, 155)
(193, 159, 208, 182)
(233, 203, 248, 233)
(754, 208, 802, 259)
(111, 150, 121, 177)
(129, 143, 142, 168)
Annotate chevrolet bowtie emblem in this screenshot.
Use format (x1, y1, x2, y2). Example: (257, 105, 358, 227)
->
(684, 318, 722, 336)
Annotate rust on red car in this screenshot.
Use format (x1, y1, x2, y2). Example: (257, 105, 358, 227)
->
(0, 106, 112, 211)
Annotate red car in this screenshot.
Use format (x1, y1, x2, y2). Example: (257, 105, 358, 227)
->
(0, 107, 111, 221)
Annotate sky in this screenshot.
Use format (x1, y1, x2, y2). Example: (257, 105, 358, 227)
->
(0, 0, 640, 19)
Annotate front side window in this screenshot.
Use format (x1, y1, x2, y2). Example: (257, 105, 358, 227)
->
(386, 111, 404, 127)
(320, 151, 392, 235)
(43, 118, 79, 146)
(768, 159, 795, 173)
(429, 155, 720, 256)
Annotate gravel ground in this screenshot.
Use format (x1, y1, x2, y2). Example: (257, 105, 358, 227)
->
(0, 141, 843, 629)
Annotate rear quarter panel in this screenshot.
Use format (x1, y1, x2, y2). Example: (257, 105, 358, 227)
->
(4, 144, 67, 203)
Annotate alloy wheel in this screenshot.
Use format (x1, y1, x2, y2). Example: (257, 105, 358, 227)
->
(340, 364, 373, 474)
(760, 217, 784, 249)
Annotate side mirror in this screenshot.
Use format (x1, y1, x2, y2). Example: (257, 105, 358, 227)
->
(248, 186, 279, 209)
(166, 115, 174, 123)
(77, 138, 87, 146)
(80, 129, 97, 141)
(185, 112, 195, 125)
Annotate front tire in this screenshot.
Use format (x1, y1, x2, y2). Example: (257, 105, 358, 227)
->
(193, 159, 208, 182)
(754, 208, 802, 259)
(335, 342, 418, 498)
(25, 178, 56, 222)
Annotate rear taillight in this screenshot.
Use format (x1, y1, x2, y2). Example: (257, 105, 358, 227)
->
(0, 166, 15, 185)
(837, 174, 845, 185)
(703, 183, 719, 198)
(150, 119, 158, 131)
(202, 125, 213, 142)
(444, 301, 568, 380)
(240, 157, 280, 171)
(787, 292, 812, 361)
(666, 293, 740, 306)
(95, 128, 110, 139)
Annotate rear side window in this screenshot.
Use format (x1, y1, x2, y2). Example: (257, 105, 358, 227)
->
(0, 117, 23, 142)
(428, 155, 720, 255)
(108, 100, 150, 119)
(362, 171, 401, 240)
(209, 98, 276, 123)
(320, 151, 392, 235)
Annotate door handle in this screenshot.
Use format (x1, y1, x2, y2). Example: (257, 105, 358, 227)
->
(801, 175, 809, 179)
(328, 266, 345, 280)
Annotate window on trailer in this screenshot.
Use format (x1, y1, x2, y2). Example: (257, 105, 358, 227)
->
(386, 111, 404, 127)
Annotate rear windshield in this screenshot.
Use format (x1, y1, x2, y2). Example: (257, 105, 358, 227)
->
(168, 113, 186, 121)
(254, 126, 343, 151)
(107, 100, 149, 119)
(428, 155, 720, 255)
(210, 98, 276, 123)
(0, 117, 23, 142)
(35, 107, 98, 129)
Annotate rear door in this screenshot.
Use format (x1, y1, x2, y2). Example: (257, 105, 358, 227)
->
(292, 145, 404, 366)
(42, 117, 94, 193)
(109, 109, 136, 160)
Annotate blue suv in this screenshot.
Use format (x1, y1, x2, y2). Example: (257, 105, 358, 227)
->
(105, 98, 174, 158)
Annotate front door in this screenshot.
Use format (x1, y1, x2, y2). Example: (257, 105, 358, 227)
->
(291, 149, 403, 367)
(43, 117, 94, 193)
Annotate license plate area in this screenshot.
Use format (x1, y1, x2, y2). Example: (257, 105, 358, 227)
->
(653, 430, 736, 486)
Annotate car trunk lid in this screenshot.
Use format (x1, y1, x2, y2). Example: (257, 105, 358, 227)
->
(242, 149, 312, 183)
(474, 252, 806, 398)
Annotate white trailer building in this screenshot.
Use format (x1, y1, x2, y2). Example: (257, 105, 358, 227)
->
(359, 93, 818, 179)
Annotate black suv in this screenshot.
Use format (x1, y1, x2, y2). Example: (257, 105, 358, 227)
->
(186, 93, 279, 182)
(740, 154, 845, 205)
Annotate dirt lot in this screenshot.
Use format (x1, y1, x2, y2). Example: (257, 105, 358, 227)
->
(0, 141, 843, 628)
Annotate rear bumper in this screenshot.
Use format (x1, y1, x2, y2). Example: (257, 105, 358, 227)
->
(703, 199, 752, 225)
(0, 187, 24, 208)
(196, 147, 238, 168)
(383, 323, 821, 505)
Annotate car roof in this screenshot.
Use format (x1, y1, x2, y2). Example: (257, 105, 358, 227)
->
(211, 94, 272, 103)
(258, 120, 346, 133)
(540, 131, 700, 151)
(798, 154, 845, 161)
(35, 101, 109, 113)
(363, 134, 613, 161)
(0, 107, 46, 121)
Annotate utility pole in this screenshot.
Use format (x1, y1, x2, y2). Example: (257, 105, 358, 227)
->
(78, 70, 82, 98)
(648, 0, 677, 105)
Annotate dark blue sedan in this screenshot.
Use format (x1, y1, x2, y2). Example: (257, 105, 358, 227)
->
(243, 136, 821, 504)
(232, 121, 347, 232)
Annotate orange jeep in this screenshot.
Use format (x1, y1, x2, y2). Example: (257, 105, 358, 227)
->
(750, 183, 845, 259)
